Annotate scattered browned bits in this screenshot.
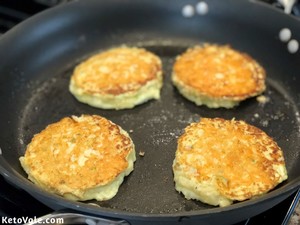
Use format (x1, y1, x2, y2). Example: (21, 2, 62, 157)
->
(139, 151, 145, 157)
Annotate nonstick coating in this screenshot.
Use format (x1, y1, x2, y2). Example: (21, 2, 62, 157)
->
(0, 0, 300, 224)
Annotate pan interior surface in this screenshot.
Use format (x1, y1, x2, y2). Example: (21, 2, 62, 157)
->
(13, 41, 300, 214)
(0, 0, 299, 221)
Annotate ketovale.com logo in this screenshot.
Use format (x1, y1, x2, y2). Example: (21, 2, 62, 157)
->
(1, 216, 64, 224)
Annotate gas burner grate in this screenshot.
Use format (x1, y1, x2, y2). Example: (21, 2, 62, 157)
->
(0, 0, 70, 34)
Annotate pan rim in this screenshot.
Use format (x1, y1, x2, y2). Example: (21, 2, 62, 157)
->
(0, 0, 300, 45)
(0, 157, 299, 220)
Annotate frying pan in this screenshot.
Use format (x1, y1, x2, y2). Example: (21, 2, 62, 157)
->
(0, 0, 300, 224)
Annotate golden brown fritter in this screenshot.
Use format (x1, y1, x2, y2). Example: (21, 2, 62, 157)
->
(172, 44, 266, 108)
(173, 118, 288, 207)
(69, 46, 163, 109)
(20, 115, 136, 201)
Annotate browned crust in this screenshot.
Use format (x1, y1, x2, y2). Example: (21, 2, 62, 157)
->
(22, 115, 134, 192)
(174, 118, 287, 201)
(71, 46, 162, 95)
(173, 44, 266, 100)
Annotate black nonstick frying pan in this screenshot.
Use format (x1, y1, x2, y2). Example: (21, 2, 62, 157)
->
(0, 0, 300, 224)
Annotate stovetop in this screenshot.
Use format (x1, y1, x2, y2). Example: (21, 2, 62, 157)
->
(0, 0, 299, 224)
